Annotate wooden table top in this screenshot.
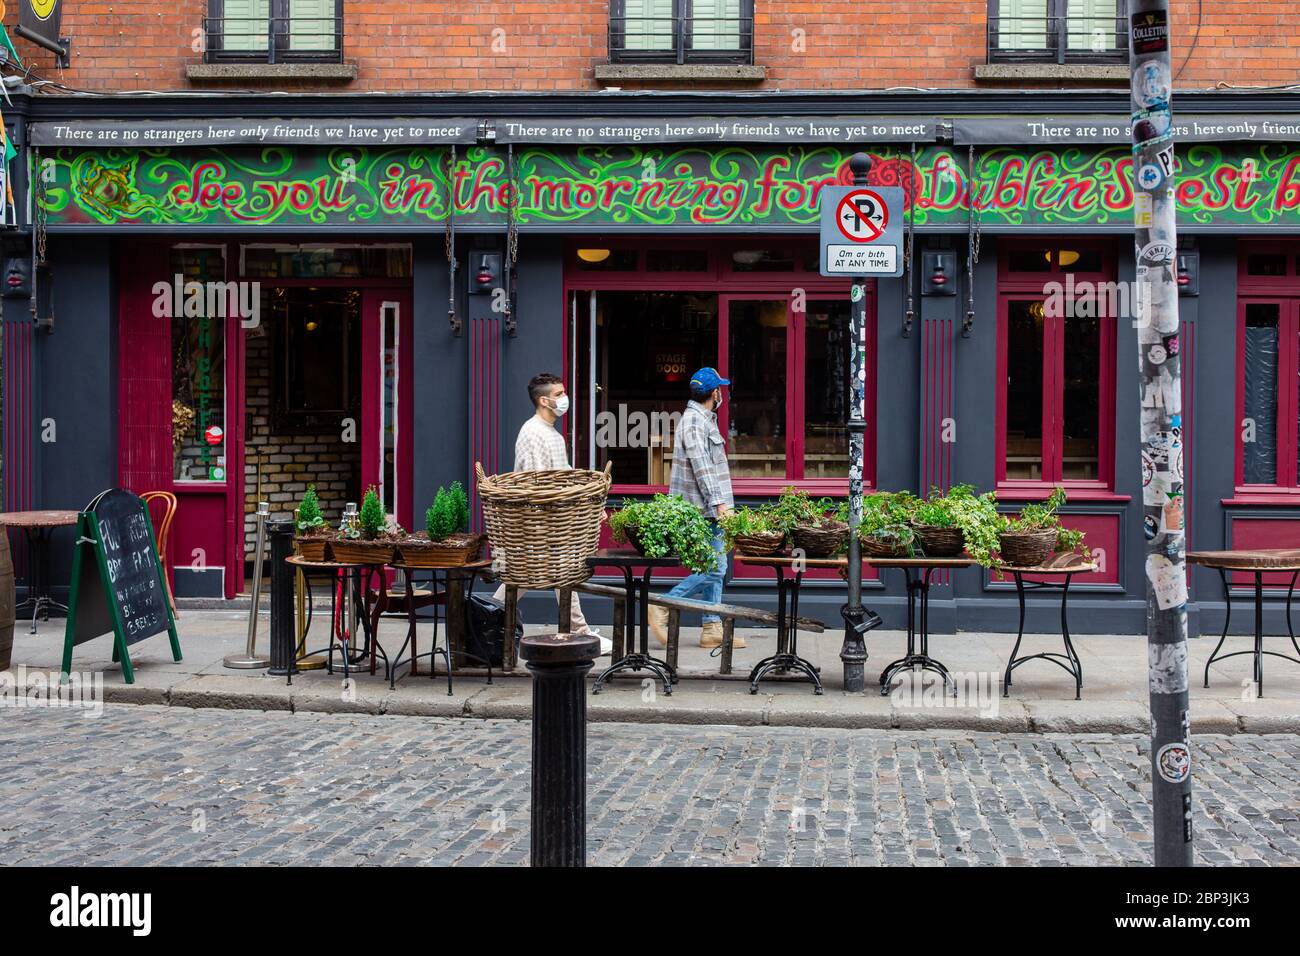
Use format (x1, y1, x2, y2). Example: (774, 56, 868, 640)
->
(287, 554, 492, 571)
(1187, 549, 1300, 572)
(0, 509, 81, 529)
(735, 553, 977, 569)
(586, 548, 681, 568)
(1001, 555, 1099, 575)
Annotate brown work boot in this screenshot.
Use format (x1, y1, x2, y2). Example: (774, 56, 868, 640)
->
(700, 621, 724, 648)
(648, 605, 669, 646)
(731, 631, 747, 649)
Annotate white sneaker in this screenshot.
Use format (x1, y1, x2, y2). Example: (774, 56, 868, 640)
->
(584, 628, 613, 656)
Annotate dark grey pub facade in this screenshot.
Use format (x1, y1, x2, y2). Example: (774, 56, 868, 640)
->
(4, 86, 1300, 635)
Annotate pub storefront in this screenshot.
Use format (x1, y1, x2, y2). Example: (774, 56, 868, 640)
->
(6, 93, 1300, 634)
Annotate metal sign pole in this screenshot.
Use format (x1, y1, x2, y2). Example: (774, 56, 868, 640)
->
(839, 153, 874, 693)
(225, 500, 271, 669)
(1129, 0, 1193, 866)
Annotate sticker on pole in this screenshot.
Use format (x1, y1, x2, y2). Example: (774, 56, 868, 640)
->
(819, 185, 904, 278)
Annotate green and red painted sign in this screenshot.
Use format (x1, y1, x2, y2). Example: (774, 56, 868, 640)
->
(36, 142, 1300, 229)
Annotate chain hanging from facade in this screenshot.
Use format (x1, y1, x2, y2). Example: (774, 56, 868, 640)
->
(964, 143, 981, 338)
(445, 143, 460, 335)
(903, 140, 917, 338)
(504, 143, 519, 336)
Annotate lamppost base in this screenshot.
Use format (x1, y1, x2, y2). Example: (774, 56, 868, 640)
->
(839, 603, 882, 694)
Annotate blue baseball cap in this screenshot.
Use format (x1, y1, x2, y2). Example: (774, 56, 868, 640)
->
(690, 367, 730, 391)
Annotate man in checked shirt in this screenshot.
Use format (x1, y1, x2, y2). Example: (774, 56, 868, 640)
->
(648, 367, 744, 650)
(492, 372, 609, 654)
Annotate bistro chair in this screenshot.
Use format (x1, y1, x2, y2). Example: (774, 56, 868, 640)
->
(140, 491, 178, 616)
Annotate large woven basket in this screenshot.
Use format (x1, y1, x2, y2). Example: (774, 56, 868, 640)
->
(477, 461, 611, 589)
(998, 528, 1057, 568)
(914, 524, 965, 557)
(792, 520, 848, 558)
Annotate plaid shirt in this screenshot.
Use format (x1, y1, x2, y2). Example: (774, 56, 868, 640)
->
(669, 401, 734, 514)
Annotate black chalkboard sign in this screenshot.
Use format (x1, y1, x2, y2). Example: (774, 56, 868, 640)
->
(61, 489, 181, 684)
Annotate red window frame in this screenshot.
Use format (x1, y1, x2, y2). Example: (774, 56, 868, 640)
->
(994, 239, 1118, 500)
(563, 236, 876, 497)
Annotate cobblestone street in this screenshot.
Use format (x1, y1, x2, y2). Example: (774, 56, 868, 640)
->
(1, 705, 1297, 866)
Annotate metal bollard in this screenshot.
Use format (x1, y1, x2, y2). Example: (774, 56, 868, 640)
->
(225, 501, 272, 668)
(267, 521, 297, 678)
(519, 631, 599, 867)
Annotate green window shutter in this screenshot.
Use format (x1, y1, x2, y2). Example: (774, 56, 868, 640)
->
(1068, 0, 1118, 52)
(625, 0, 674, 52)
(692, 0, 741, 51)
(996, 0, 1049, 51)
(221, 0, 269, 53)
(289, 0, 336, 51)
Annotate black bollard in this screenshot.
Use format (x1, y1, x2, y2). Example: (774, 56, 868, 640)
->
(519, 631, 599, 867)
(267, 520, 298, 678)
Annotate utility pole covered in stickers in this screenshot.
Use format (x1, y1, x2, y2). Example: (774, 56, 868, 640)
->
(1129, 0, 1193, 866)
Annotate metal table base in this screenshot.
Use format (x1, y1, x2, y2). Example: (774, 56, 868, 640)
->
(1003, 570, 1085, 700)
(748, 566, 827, 695)
(879, 565, 954, 697)
(591, 565, 676, 697)
(1203, 567, 1300, 698)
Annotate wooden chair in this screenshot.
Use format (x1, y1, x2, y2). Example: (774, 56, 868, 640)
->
(140, 491, 178, 615)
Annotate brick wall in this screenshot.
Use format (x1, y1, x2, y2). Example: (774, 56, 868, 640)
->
(241, 327, 359, 561)
(8, 2, 1296, 94)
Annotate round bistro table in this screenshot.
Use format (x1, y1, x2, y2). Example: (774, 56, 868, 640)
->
(0, 509, 81, 633)
(1187, 549, 1300, 697)
(1000, 554, 1099, 701)
(285, 555, 385, 684)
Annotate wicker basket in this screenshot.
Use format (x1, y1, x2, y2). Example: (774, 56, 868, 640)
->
(791, 520, 848, 558)
(397, 532, 485, 568)
(615, 523, 650, 556)
(998, 528, 1058, 568)
(294, 535, 331, 563)
(330, 538, 397, 565)
(477, 461, 611, 590)
(914, 524, 965, 557)
(861, 533, 913, 559)
(733, 530, 786, 556)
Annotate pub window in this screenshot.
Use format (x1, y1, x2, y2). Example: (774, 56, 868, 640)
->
(205, 0, 343, 63)
(170, 246, 229, 482)
(988, 0, 1128, 63)
(997, 243, 1116, 490)
(568, 240, 871, 492)
(609, 0, 755, 65)
(1237, 300, 1300, 489)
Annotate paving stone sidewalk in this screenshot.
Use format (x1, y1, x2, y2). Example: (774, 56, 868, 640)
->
(1, 705, 1297, 866)
(7, 609, 1300, 733)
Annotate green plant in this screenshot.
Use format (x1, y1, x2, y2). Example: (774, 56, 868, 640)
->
(358, 486, 387, 539)
(1006, 486, 1068, 532)
(854, 491, 921, 555)
(718, 505, 780, 549)
(610, 494, 718, 573)
(768, 486, 839, 533)
(425, 489, 457, 541)
(449, 481, 470, 533)
(296, 485, 326, 534)
(914, 484, 1004, 568)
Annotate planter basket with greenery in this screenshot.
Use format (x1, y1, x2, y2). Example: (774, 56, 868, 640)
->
(999, 488, 1085, 568)
(719, 504, 786, 556)
(294, 485, 333, 562)
(609, 494, 720, 572)
(330, 486, 400, 565)
(768, 487, 847, 558)
(911, 485, 1002, 566)
(857, 491, 921, 558)
(477, 461, 612, 589)
(400, 482, 485, 567)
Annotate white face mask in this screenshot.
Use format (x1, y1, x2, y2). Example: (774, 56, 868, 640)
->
(550, 395, 570, 417)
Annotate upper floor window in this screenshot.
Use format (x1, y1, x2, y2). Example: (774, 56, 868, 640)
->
(609, 0, 754, 65)
(205, 0, 342, 63)
(988, 0, 1128, 64)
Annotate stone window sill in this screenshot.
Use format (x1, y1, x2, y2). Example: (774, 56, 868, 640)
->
(594, 63, 766, 84)
(974, 63, 1129, 82)
(187, 62, 358, 84)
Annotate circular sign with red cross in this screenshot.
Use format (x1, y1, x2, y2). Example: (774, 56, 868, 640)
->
(835, 189, 888, 242)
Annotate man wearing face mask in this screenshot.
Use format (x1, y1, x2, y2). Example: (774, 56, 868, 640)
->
(648, 367, 742, 651)
(493, 373, 608, 652)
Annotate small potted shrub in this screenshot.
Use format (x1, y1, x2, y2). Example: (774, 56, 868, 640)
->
(910, 484, 1003, 567)
(856, 491, 920, 558)
(400, 481, 485, 567)
(718, 504, 785, 556)
(609, 494, 718, 573)
(294, 485, 333, 561)
(771, 486, 847, 558)
(999, 487, 1078, 568)
(331, 485, 401, 564)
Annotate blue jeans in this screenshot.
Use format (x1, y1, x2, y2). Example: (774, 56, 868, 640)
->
(666, 522, 727, 623)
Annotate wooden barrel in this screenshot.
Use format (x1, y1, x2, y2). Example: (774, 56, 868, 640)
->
(0, 530, 13, 671)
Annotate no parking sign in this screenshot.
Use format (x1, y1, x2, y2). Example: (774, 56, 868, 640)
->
(818, 185, 904, 277)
